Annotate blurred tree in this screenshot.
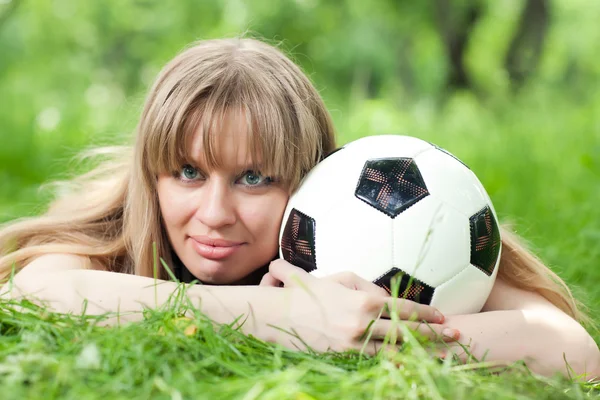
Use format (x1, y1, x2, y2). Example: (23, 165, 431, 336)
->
(0, 0, 18, 27)
(0, 0, 597, 173)
(505, 0, 550, 88)
(434, 0, 484, 91)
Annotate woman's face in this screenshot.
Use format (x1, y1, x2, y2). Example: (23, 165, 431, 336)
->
(156, 114, 289, 284)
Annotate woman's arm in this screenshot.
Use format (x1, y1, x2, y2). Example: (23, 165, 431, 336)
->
(1, 254, 452, 354)
(306, 265, 599, 379)
(441, 279, 600, 380)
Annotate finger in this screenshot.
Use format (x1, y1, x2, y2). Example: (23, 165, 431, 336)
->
(382, 298, 444, 324)
(423, 343, 449, 360)
(327, 272, 389, 296)
(426, 342, 473, 363)
(362, 340, 396, 356)
(404, 321, 460, 342)
(259, 272, 282, 287)
(268, 259, 315, 287)
(370, 319, 460, 343)
(347, 337, 394, 357)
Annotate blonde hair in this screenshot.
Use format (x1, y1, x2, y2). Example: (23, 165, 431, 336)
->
(0, 38, 587, 324)
(0, 37, 335, 281)
(497, 227, 589, 323)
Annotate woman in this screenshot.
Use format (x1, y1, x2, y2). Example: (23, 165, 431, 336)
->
(0, 38, 598, 379)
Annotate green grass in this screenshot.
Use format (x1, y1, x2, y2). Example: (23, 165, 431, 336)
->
(1, 87, 599, 398)
(0, 299, 597, 400)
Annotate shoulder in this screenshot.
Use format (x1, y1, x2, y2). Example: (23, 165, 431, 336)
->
(1, 253, 96, 298)
(481, 277, 557, 312)
(19, 253, 101, 277)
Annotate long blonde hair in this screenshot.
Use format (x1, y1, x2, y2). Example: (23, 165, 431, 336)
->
(0, 38, 586, 323)
(497, 227, 588, 323)
(0, 37, 335, 281)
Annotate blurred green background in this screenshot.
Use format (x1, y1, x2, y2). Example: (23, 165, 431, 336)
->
(0, 1, 598, 316)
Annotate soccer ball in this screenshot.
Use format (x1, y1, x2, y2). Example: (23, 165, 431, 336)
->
(279, 135, 501, 315)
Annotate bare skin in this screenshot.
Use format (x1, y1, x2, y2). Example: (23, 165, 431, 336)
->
(157, 113, 289, 285)
(3, 254, 456, 354)
(262, 262, 600, 380)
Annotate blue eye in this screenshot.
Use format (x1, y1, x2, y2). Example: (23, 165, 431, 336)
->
(239, 170, 273, 187)
(177, 165, 201, 181)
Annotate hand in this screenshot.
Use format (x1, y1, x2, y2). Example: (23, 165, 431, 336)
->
(260, 259, 460, 355)
(262, 268, 388, 296)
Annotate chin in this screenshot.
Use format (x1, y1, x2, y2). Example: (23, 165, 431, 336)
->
(192, 268, 236, 285)
(185, 260, 246, 285)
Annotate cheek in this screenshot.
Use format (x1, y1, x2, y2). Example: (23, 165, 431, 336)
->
(242, 193, 289, 238)
(157, 179, 193, 229)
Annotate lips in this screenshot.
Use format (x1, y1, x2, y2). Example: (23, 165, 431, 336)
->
(189, 236, 244, 260)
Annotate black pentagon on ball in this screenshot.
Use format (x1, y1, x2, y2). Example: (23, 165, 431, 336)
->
(280, 208, 317, 273)
(469, 205, 501, 276)
(374, 267, 434, 305)
(355, 158, 430, 218)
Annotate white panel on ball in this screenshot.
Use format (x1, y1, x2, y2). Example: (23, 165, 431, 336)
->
(344, 134, 433, 159)
(391, 196, 471, 288)
(415, 148, 488, 217)
(313, 200, 393, 280)
(286, 148, 363, 217)
(430, 259, 500, 315)
(279, 134, 502, 315)
(279, 150, 362, 247)
(481, 185, 500, 226)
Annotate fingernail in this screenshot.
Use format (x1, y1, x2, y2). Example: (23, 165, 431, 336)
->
(435, 310, 445, 323)
(442, 328, 459, 340)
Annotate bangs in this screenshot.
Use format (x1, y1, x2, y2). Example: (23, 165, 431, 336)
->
(142, 45, 329, 192)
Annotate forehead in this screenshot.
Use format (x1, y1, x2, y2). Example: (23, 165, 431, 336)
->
(188, 110, 260, 170)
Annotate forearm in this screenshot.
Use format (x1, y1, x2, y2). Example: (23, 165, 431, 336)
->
(444, 310, 600, 379)
(4, 269, 286, 341)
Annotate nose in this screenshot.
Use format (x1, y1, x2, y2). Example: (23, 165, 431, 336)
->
(194, 178, 237, 229)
